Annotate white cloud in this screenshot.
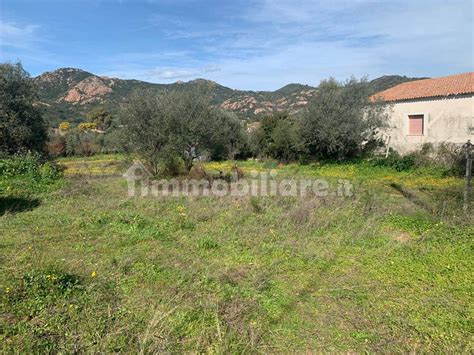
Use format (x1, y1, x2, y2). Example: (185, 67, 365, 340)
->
(0, 22, 40, 48)
(100, 64, 221, 83)
(147, 68, 194, 79)
(27, 0, 471, 90)
(203, 0, 474, 89)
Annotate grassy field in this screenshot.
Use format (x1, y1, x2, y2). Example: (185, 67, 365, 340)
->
(1, 154, 473, 352)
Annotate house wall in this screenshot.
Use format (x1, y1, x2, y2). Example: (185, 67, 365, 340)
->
(384, 94, 474, 153)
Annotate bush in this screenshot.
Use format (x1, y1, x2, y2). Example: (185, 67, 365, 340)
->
(46, 133, 67, 157)
(0, 153, 62, 196)
(371, 142, 467, 175)
(0, 153, 61, 181)
(101, 129, 125, 154)
(435, 142, 466, 176)
(370, 154, 415, 172)
(301, 77, 389, 160)
(255, 112, 302, 162)
(161, 153, 185, 177)
(64, 130, 100, 156)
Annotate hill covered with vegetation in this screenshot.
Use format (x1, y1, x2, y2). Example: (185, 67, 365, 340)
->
(34, 68, 424, 126)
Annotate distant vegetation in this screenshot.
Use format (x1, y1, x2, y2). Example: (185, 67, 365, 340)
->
(32, 66, 423, 125)
(368, 75, 429, 94)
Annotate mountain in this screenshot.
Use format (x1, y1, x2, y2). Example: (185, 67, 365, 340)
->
(34, 68, 318, 125)
(367, 75, 428, 94)
(34, 68, 424, 126)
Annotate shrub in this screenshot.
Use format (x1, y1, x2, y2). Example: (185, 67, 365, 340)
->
(301, 77, 389, 160)
(435, 142, 465, 176)
(58, 121, 70, 132)
(370, 154, 415, 172)
(86, 106, 113, 130)
(391, 155, 416, 172)
(0, 154, 61, 181)
(77, 122, 98, 131)
(101, 129, 125, 154)
(64, 130, 100, 156)
(255, 112, 302, 162)
(0, 62, 47, 155)
(249, 197, 264, 213)
(372, 142, 467, 175)
(46, 133, 66, 157)
(161, 153, 185, 177)
(0, 153, 62, 195)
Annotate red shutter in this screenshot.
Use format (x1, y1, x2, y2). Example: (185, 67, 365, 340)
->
(408, 115, 424, 135)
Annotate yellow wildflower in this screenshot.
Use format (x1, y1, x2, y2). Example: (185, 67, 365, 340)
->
(176, 205, 186, 217)
(91, 271, 97, 278)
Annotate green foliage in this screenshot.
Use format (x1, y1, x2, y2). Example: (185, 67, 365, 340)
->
(0, 153, 60, 181)
(8, 268, 82, 303)
(0, 62, 47, 155)
(86, 106, 113, 130)
(0, 153, 62, 197)
(208, 110, 247, 160)
(371, 155, 416, 172)
(34, 66, 421, 125)
(64, 130, 100, 156)
(372, 143, 467, 175)
(367, 75, 427, 95)
(249, 196, 264, 213)
(47, 127, 126, 157)
(255, 112, 302, 162)
(431, 142, 466, 176)
(160, 149, 186, 176)
(120, 88, 246, 174)
(301, 77, 389, 160)
(101, 128, 126, 154)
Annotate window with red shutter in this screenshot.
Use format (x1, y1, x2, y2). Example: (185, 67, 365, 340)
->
(408, 114, 424, 136)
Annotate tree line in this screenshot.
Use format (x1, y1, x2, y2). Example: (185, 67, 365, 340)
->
(1, 62, 389, 173)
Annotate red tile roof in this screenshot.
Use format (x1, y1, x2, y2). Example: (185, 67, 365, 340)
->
(371, 72, 474, 102)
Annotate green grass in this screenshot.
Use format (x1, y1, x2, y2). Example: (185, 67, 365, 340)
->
(1, 154, 473, 352)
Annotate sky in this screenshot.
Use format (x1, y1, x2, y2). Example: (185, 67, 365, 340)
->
(0, 0, 472, 90)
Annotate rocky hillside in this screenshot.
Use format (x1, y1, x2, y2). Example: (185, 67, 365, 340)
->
(34, 68, 422, 126)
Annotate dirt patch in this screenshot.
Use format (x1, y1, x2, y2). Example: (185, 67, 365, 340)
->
(393, 232, 410, 243)
(384, 228, 411, 243)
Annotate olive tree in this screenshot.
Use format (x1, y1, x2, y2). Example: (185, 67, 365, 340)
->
(120, 88, 245, 174)
(301, 77, 389, 160)
(0, 62, 47, 155)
